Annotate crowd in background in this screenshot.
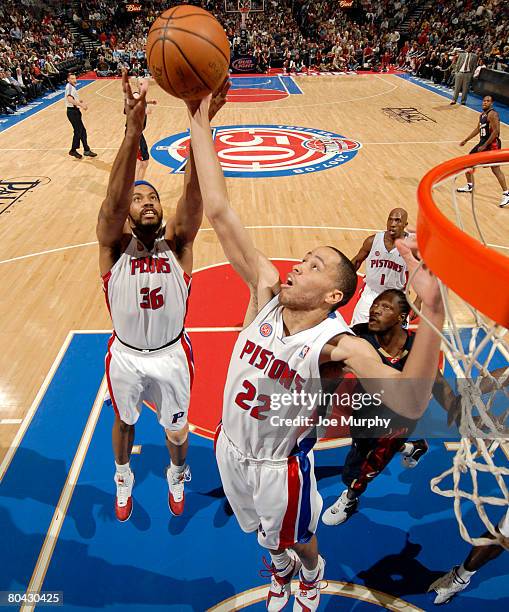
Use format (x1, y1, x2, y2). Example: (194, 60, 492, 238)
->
(1, 0, 508, 113)
(0, 0, 83, 113)
(67, 0, 508, 78)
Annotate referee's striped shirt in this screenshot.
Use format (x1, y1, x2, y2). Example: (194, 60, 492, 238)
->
(65, 82, 78, 108)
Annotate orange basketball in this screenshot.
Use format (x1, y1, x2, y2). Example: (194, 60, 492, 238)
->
(146, 5, 230, 100)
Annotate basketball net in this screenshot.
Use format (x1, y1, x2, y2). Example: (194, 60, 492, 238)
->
(238, 0, 250, 29)
(412, 150, 509, 549)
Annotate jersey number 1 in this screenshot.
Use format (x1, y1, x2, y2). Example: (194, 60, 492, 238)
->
(380, 273, 385, 286)
(140, 287, 164, 310)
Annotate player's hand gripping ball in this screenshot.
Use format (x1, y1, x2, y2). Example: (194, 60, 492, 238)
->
(146, 4, 230, 101)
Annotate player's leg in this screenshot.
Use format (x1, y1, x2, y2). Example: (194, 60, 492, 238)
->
(261, 535, 325, 612)
(457, 146, 479, 192)
(112, 414, 135, 464)
(135, 134, 149, 180)
(322, 437, 372, 525)
(400, 438, 429, 467)
(323, 435, 417, 525)
(350, 286, 375, 327)
(135, 159, 149, 180)
(215, 425, 275, 600)
(429, 510, 508, 604)
(490, 165, 509, 207)
(147, 337, 193, 516)
(215, 426, 259, 533)
(165, 423, 191, 516)
(106, 340, 144, 521)
(256, 451, 325, 611)
(166, 424, 189, 467)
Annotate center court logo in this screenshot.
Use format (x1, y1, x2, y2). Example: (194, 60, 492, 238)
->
(151, 125, 362, 178)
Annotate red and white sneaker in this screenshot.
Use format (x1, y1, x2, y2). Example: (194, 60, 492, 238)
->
(260, 550, 302, 611)
(293, 556, 326, 611)
(114, 469, 134, 522)
(167, 464, 191, 516)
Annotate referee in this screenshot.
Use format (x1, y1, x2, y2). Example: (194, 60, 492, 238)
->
(65, 73, 96, 159)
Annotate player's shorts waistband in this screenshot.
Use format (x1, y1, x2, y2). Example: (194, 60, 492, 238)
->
(112, 329, 185, 355)
(219, 427, 290, 468)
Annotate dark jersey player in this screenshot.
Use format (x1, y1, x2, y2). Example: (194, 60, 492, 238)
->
(322, 289, 429, 525)
(457, 95, 509, 208)
(124, 78, 156, 181)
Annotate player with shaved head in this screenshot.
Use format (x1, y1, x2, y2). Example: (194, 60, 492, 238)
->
(350, 208, 410, 326)
(188, 95, 444, 611)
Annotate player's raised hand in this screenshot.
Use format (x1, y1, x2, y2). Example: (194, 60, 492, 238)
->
(122, 68, 147, 134)
(186, 94, 212, 123)
(396, 234, 444, 314)
(209, 76, 231, 120)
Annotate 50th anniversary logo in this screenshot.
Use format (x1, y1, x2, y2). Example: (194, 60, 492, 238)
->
(151, 125, 362, 178)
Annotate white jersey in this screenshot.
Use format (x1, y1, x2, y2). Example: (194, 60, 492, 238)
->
(364, 231, 407, 292)
(102, 234, 190, 350)
(222, 295, 351, 460)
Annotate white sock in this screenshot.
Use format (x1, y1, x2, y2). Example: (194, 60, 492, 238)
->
(456, 563, 476, 581)
(301, 560, 320, 583)
(115, 461, 130, 474)
(401, 442, 413, 455)
(270, 550, 292, 574)
(169, 462, 186, 476)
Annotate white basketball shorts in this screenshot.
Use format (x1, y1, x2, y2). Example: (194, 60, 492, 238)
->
(214, 426, 322, 550)
(350, 285, 378, 327)
(105, 333, 194, 431)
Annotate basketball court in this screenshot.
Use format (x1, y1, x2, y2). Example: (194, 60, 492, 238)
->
(1, 67, 508, 609)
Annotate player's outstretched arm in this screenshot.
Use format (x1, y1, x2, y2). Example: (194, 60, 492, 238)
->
(243, 251, 281, 327)
(168, 80, 231, 255)
(351, 235, 374, 271)
(322, 237, 445, 419)
(460, 124, 480, 146)
(96, 70, 147, 262)
(188, 94, 279, 298)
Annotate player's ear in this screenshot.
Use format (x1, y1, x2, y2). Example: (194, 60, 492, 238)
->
(326, 289, 343, 309)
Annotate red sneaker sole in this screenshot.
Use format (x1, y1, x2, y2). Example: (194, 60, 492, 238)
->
(115, 500, 133, 522)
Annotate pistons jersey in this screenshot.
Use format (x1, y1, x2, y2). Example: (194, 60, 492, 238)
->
(364, 231, 407, 293)
(222, 295, 351, 460)
(102, 234, 191, 351)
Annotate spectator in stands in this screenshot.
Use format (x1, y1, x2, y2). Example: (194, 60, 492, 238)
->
(96, 55, 112, 77)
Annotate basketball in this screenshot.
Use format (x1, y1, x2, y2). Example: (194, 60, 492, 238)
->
(146, 5, 230, 100)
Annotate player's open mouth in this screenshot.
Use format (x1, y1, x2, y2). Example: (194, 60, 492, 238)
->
(281, 274, 294, 288)
(142, 209, 156, 217)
